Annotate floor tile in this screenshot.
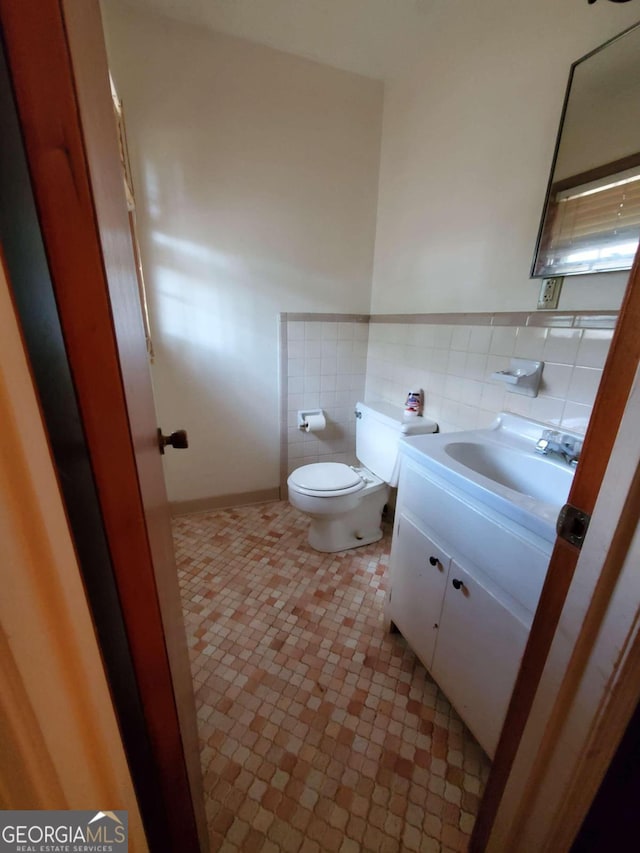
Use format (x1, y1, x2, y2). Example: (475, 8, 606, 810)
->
(174, 501, 490, 851)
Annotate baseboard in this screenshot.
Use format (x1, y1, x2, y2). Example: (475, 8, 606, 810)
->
(170, 487, 281, 517)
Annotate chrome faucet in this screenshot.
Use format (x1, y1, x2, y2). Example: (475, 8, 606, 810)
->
(535, 429, 582, 467)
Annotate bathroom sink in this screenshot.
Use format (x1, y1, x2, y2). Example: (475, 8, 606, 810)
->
(443, 440, 573, 505)
(399, 413, 580, 541)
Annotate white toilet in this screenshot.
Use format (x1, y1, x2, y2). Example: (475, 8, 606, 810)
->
(287, 401, 438, 553)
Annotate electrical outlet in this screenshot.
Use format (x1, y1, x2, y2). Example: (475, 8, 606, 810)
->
(537, 276, 563, 310)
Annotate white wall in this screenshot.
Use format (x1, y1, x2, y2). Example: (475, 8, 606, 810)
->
(371, 0, 639, 315)
(101, 1, 383, 502)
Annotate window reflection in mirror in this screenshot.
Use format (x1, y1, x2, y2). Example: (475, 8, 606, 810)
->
(533, 22, 640, 278)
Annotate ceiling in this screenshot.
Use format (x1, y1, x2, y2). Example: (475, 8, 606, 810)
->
(119, 0, 439, 79)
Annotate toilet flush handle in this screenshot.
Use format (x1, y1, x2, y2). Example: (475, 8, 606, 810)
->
(158, 428, 189, 455)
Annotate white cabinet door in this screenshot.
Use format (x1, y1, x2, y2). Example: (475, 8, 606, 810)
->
(388, 513, 450, 671)
(431, 559, 530, 758)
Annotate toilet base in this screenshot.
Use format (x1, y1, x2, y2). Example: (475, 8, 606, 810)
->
(306, 485, 389, 553)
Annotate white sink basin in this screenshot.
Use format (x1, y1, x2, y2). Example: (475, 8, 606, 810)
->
(400, 413, 580, 541)
(443, 440, 573, 505)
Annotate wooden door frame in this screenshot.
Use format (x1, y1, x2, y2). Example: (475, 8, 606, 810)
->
(0, 1, 205, 850)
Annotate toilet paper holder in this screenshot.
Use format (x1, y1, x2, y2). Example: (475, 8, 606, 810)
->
(298, 409, 325, 431)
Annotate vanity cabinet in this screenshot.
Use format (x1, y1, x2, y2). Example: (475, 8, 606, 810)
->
(389, 513, 451, 671)
(388, 456, 549, 758)
(430, 559, 529, 757)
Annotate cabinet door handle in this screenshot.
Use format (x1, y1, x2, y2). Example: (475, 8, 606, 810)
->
(452, 578, 464, 590)
(429, 555, 440, 568)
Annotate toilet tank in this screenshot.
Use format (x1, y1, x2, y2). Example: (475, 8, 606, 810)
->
(355, 401, 437, 486)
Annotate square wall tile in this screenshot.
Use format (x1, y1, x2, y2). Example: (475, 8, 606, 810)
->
(305, 340, 322, 358)
(447, 350, 467, 377)
(540, 363, 572, 399)
(514, 327, 548, 360)
(561, 402, 592, 433)
(543, 329, 582, 366)
(304, 374, 321, 393)
(338, 322, 355, 340)
(464, 353, 487, 381)
(322, 339, 340, 357)
(576, 330, 614, 370)
(529, 396, 564, 425)
(432, 324, 453, 349)
(480, 382, 507, 413)
(287, 321, 305, 341)
(320, 357, 338, 376)
(304, 322, 323, 341)
(320, 375, 337, 392)
(567, 367, 603, 407)
(288, 340, 306, 360)
(354, 322, 369, 342)
(304, 358, 322, 377)
(321, 322, 338, 340)
(451, 326, 471, 351)
(505, 394, 533, 418)
(468, 326, 492, 354)
(489, 327, 517, 357)
(288, 358, 305, 378)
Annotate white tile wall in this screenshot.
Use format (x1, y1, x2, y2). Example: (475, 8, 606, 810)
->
(281, 314, 616, 491)
(364, 322, 614, 435)
(286, 320, 369, 475)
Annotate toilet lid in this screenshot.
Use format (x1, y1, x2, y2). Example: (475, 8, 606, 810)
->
(289, 462, 362, 492)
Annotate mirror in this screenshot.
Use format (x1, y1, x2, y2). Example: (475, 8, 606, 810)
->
(532, 22, 640, 278)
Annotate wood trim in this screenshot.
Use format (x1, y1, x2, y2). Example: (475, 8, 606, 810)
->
(0, 2, 201, 849)
(0, 251, 146, 848)
(471, 243, 640, 849)
(171, 487, 281, 516)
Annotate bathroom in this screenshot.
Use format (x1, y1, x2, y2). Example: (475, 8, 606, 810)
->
(97, 0, 639, 850)
(100, 0, 634, 512)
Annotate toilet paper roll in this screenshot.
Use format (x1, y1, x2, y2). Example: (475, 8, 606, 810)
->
(303, 413, 326, 433)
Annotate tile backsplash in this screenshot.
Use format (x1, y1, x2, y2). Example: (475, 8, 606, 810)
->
(365, 319, 614, 435)
(280, 312, 616, 492)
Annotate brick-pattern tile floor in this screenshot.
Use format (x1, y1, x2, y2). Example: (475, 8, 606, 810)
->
(173, 501, 490, 852)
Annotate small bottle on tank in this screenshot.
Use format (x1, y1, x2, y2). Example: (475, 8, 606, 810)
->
(404, 389, 423, 418)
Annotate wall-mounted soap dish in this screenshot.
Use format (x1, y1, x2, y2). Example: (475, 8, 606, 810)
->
(490, 358, 543, 398)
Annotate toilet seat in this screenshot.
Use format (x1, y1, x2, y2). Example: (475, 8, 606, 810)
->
(288, 462, 366, 497)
